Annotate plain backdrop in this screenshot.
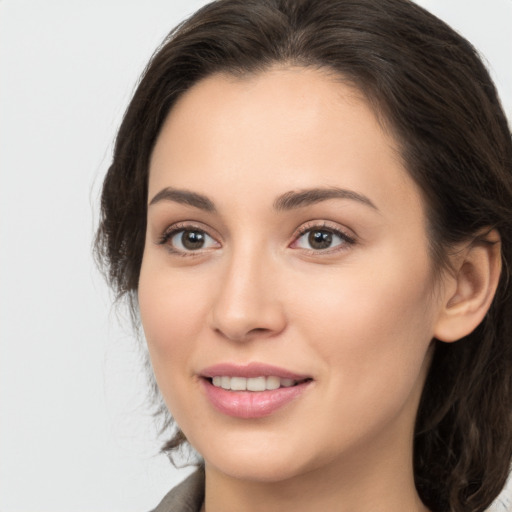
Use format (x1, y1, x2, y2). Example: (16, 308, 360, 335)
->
(0, 1, 511, 511)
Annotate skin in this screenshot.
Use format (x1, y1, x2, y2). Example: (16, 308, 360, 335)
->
(138, 66, 453, 512)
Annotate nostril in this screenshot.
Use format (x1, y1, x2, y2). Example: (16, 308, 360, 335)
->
(248, 327, 271, 335)
(213, 325, 279, 343)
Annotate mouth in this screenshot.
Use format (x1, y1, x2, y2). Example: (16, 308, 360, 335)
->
(199, 363, 313, 419)
(207, 375, 311, 391)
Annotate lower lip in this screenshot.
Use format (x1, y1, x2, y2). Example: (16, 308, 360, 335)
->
(201, 379, 311, 419)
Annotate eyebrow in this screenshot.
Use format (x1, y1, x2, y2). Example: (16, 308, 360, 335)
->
(149, 187, 216, 212)
(148, 186, 377, 212)
(273, 187, 378, 211)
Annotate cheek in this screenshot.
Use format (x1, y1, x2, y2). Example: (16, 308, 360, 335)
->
(138, 262, 215, 426)
(294, 247, 437, 403)
(138, 261, 209, 374)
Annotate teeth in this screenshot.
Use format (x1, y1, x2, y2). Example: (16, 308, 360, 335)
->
(230, 377, 247, 391)
(266, 376, 280, 390)
(247, 376, 266, 391)
(210, 376, 299, 391)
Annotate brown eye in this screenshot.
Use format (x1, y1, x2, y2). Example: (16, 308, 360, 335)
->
(166, 228, 219, 252)
(308, 230, 333, 250)
(181, 230, 206, 250)
(292, 226, 355, 252)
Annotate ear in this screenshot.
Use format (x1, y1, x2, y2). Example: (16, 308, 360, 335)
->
(434, 230, 502, 343)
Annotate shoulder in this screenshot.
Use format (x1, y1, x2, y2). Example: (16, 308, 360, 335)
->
(150, 467, 205, 512)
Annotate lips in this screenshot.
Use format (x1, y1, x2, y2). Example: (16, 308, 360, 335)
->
(200, 363, 313, 419)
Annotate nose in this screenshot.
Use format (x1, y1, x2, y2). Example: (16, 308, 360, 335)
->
(209, 248, 287, 342)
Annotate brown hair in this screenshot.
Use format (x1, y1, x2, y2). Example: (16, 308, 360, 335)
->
(95, 1, 512, 510)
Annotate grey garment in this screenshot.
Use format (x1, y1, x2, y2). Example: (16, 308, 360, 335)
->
(151, 468, 205, 512)
(148, 466, 511, 511)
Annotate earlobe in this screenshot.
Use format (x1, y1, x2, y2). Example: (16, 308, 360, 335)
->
(434, 230, 502, 343)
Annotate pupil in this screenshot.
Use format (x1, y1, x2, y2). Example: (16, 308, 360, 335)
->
(182, 230, 205, 250)
(309, 230, 332, 249)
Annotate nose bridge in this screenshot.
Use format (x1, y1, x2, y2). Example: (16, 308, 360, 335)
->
(210, 238, 285, 341)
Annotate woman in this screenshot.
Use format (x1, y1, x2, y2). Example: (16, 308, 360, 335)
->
(95, 0, 512, 510)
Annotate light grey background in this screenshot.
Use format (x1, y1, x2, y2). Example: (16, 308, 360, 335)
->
(0, 1, 510, 511)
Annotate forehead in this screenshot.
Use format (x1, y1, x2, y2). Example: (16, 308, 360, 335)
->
(149, 66, 422, 219)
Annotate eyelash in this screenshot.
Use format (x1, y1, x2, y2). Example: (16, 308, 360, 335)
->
(156, 221, 356, 256)
(292, 222, 356, 254)
(157, 223, 219, 257)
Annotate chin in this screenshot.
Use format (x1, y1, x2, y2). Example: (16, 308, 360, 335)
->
(193, 430, 326, 484)
(205, 453, 310, 483)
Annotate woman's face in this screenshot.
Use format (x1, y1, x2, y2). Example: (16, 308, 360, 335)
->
(139, 67, 445, 482)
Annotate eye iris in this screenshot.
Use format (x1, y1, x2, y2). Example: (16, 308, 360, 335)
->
(308, 230, 332, 249)
(181, 230, 205, 250)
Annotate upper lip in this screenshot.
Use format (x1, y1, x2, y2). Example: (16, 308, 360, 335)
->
(200, 362, 311, 380)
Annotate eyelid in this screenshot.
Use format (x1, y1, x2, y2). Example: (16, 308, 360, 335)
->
(154, 219, 356, 256)
(290, 221, 357, 253)
(156, 221, 222, 255)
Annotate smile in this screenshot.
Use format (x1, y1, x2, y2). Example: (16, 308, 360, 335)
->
(211, 375, 300, 391)
(200, 363, 313, 419)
